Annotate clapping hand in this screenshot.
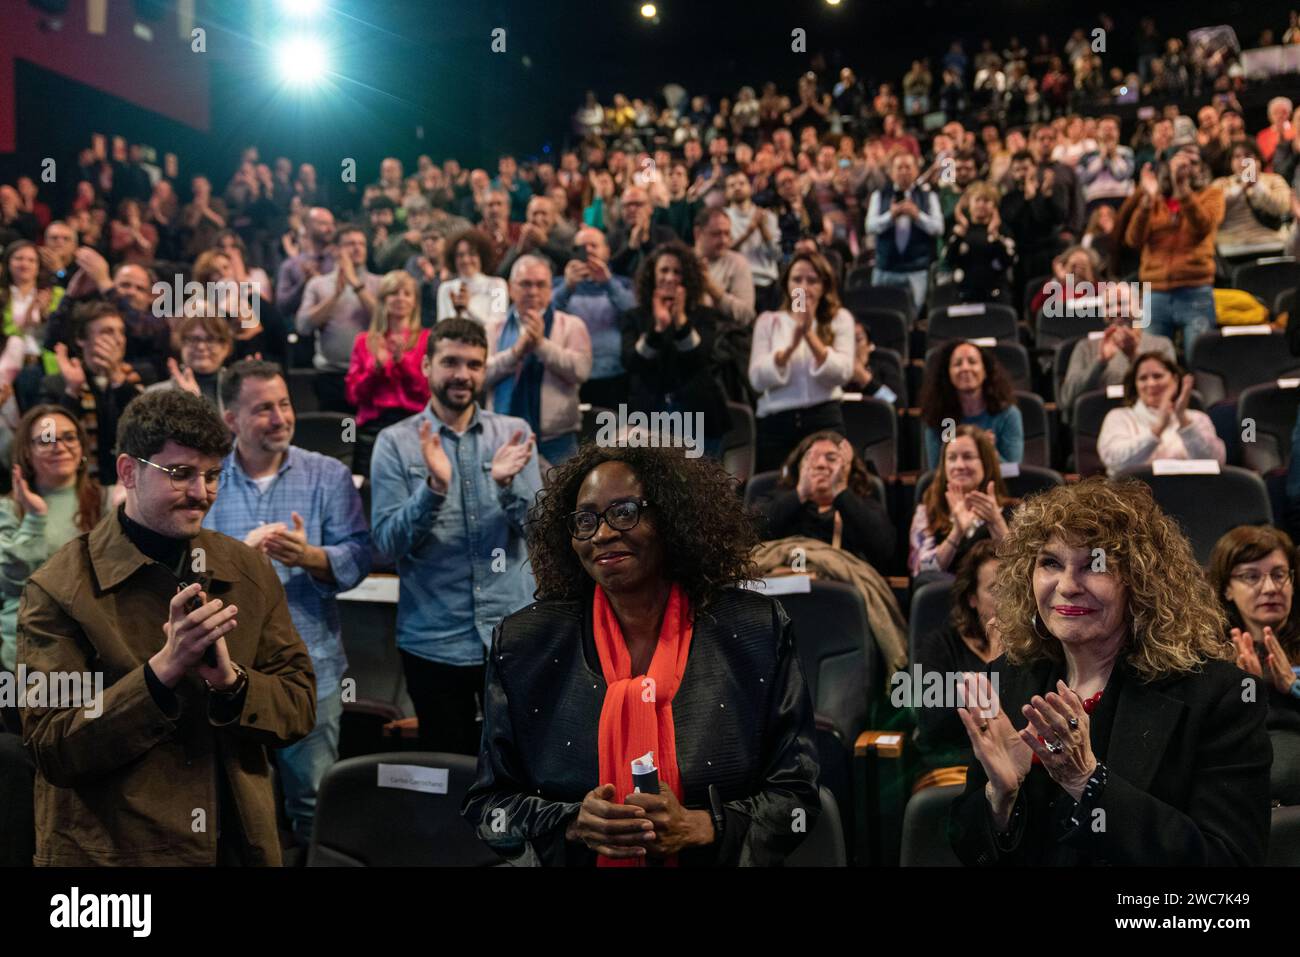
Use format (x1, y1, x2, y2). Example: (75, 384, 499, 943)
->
(956, 671, 1033, 808)
(54, 344, 86, 396)
(167, 357, 200, 396)
(12, 465, 46, 517)
(1018, 680, 1097, 801)
(263, 511, 310, 567)
(490, 429, 534, 487)
(945, 486, 975, 536)
(418, 419, 453, 493)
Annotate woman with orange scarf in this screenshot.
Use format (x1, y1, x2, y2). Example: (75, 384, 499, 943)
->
(462, 445, 820, 866)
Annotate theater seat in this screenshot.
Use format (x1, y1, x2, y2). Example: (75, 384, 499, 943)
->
(722, 400, 757, 485)
(842, 394, 898, 480)
(579, 404, 614, 443)
(909, 579, 954, 664)
(845, 283, 914, 322)
(1230, 257, 1300, 316)
(900, 767, 966, 866)
(295, 412, 355, 470)
(1238, 381, 1300, 474)
(925, 302, 1019, 350)
(786, 786, 847, 867)
(288, 367, 320, 413)
(1120, 465, 1272, 565)
(1190, 329, 1300, 407)
(780, 580, 877, 751)
(307, 752, 498, 866)
(1267, 805, 1300, 866)
(852, 307, 909, 360)
(1014, 390, 1049, 468)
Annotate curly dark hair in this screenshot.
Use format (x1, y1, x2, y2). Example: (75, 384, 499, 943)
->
(444, 228, 499, 276)
(632, 240, 705, 311)
(919, 340, 1016, 429)
(116, 388, 233, 461)
(527, 443, 758, 611)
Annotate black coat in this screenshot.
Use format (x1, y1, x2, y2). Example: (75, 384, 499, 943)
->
(461, 587, 821, 866)
(949, 655, 1271, 866)
(620, 305, 732, 439)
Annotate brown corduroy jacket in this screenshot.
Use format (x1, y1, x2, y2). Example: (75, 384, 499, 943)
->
(17, 511, 315, 866)
(1124, 185, 1225, 291)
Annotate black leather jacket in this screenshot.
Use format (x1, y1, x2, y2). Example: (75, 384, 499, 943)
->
(461, 586, 820, 866)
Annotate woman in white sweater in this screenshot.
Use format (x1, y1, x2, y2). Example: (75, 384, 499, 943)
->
(1097, 351, 1225, 477)
(436, 228, 509, 327)
(748, 250, 855, 472)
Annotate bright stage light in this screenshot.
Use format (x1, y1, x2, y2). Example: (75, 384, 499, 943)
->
(280, 0, 324, 16)
(276, 36, 330, 87)
(825, 0, 842, 6)
(640, 3, 657, 18)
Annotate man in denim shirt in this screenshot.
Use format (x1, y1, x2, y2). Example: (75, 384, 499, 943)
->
(371, 318, 541, 755)
(203, 359, 371, 845)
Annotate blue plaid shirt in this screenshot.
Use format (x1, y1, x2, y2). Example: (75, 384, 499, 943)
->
(370, 404, 540, 666)
(203, 444, 371, 695)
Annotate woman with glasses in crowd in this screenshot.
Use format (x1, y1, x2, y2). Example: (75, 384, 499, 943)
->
(464, 444, 820, 866)
(145, 313, 235, 413)
(0, 406, 109, 729)
(1210, 525, 1300, 805)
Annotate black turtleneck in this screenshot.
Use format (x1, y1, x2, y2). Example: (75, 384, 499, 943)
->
(118, 504, 190, 575)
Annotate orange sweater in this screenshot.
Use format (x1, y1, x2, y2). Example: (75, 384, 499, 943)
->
(1124, 185, 1224, 291)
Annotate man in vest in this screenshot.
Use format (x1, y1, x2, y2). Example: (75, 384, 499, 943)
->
(866, 149, 943, 313)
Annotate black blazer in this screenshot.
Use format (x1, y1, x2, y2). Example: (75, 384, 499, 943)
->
(461, 587, 820, 866)
(949, 654, 1271, 866)
(619, 305, 732, 438)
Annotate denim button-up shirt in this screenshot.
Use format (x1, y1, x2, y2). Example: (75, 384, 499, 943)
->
(204, 444, 371, 695)
(370, 405, 541, 666)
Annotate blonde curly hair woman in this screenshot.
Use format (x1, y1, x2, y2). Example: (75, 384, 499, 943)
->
(948, 477, 1270, 866)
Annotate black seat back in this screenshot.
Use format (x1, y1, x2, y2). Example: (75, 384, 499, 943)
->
(307, 752, 497, 866)
(1121, 465, 1273, 564)
(900, 782, 964, 866)
(1238, 382, 1300, 474)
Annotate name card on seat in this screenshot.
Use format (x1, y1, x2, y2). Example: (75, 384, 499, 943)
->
(1151, 459, 1221, 475)
(948, 303, 987, 316)
(967, 336, 998, 347)
(1221, 325, 1273, 337)
(1087, 330, 1107, 340)
(338, 575, 400, 603)
(742, 574, 813, 595)
(1278, 378, 1300, 389)
(377, 764, 448, 795)
(1105, 384, 1125, 398)
(999, 461, 1021, 477)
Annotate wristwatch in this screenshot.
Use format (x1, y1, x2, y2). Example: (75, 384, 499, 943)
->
(206, 661, 248, 696)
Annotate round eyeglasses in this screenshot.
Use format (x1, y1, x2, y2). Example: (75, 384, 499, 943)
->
(567, 499, 650, 541)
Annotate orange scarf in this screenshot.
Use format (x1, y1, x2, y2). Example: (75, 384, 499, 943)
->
(593, 582, 694, 868)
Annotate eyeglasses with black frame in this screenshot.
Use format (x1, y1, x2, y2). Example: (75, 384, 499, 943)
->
(134, 456, 223, 491)
(567, 498, 651, 541)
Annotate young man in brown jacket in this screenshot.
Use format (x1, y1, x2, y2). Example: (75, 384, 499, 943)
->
(18, 388, 316, 865)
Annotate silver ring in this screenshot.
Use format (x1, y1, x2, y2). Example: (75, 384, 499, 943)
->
(1068, 717, 1079, 730)
(1045, 739, 1064, 755)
